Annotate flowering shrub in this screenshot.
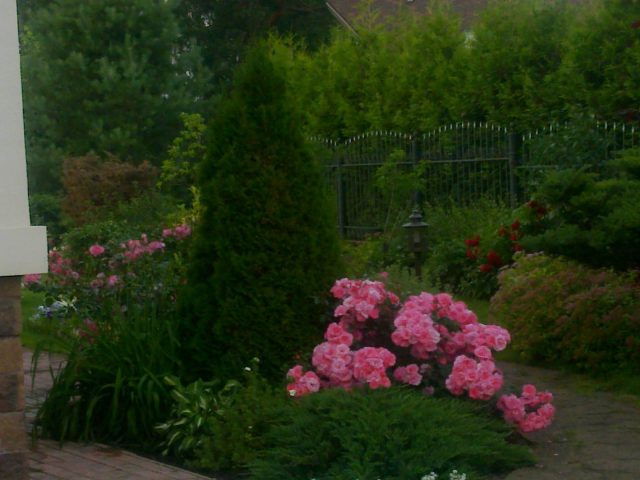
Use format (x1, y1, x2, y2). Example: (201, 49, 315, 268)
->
(287, 277, 555, 433)
(32, 223, 193, 446)
(24, 223, 191, 342)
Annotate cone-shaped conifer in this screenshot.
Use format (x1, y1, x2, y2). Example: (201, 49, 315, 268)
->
(182, 44, 340, 382)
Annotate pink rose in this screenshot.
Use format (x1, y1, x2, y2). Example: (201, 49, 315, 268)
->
(89, 244, 105, 257)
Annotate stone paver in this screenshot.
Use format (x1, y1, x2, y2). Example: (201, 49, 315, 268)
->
(24, 350, 214, 479)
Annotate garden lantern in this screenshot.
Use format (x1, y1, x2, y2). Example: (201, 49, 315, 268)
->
(402, 207, 428, 278)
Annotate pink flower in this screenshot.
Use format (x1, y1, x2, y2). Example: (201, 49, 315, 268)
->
(393, 364, 423, 386)
(287, 369, 321, 397)
(23, 273, 41, 286)
(162, 228, 173, 238)
(497, 384, 555, 432)
(445, 355, 503, 400)
(352, 347, 396, 389)
(287, 365, 304, 381)
(324, 323, 353, 346)
(146, 241, 166, 253)
(107, 275, 120, 287)
(89, 244, 105, 257)
(173, 224, 192, 239)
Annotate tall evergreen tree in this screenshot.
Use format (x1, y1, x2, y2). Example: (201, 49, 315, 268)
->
(182, 44, 340, 382)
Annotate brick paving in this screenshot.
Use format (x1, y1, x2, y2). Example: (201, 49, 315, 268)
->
(23, 350, 214, 480)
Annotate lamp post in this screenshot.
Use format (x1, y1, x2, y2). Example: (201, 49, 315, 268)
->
(402, 207, 428, 279)
(0, 2, 48, 477)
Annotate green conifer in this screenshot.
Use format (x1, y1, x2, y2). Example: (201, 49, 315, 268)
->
(182, 45, 340, 382)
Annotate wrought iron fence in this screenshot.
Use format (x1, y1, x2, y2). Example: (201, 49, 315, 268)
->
(312, 120, 639, 239)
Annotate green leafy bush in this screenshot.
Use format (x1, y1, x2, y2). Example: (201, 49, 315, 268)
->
(182, 44, 341, 383)
(156, 359, 286, 472)
(490, 253, 640, 375)
(249, 387, 533, 480)
(521, 151, 640, 270)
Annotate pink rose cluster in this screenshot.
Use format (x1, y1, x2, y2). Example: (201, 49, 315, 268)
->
(497, 384, 555, 432)
(121, 234, 166, 262)
(48, 249, 79, 282)
(331, 278, 399, 326)
(162, 223, 192, 240)
(445, 355, 503, 401)
(286, 277, 555, 434)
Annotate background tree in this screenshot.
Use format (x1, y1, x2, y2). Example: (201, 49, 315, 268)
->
(20, 0, 209, 197)
(462, 0, 573, 129)
(175, 0, 334, 87)
(558, 0, 640, 122)
(182, 44, 341, 382)
(271, 4, 468, 138)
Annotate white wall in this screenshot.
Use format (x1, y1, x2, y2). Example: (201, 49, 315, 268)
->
(0, 1, 47, 276)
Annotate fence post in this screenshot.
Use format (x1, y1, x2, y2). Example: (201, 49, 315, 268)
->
(336, 147, 347, 239)
(508, 132, 521, 207)
(412, 133, 423, 207)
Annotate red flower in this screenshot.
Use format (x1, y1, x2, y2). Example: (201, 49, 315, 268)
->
(464, 235, 480, 247)
(487, 250, 503, 267)
(513, 243, 523, 252)
(511, 220, 521, 231)
(479, 263, 493, 273)
(466, 249, 478, 260)
(632, 19, 640, 29)
(526, 200, 539, 209)
(497, 226, 508, 237)
(510, 232, 519, 241)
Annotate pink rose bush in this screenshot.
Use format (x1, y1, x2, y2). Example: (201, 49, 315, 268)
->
(286, 276, 555, 433)
(24, 223, 192, 341)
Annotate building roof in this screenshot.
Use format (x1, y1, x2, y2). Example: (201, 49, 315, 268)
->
(325, 0, 490, 31)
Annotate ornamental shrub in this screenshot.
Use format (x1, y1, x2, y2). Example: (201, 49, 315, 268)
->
(490, 253, 640, 376)
(249, 387, 534, 480)
(182, 44, 341, 382)
(286, 277, 555, 435)
(521, 151, 640, 270)
(62, 154, 157, 226)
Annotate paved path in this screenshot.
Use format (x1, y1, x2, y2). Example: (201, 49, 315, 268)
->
(499, 362, 640, 480)
(24, 350, 214, 479)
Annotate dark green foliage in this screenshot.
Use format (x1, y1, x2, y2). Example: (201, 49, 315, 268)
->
(21, 0, 209, 195)
(194, 366, 287, 472)
(29, 193, 64, 239)
(183, 45, 341, 382)
(272, 5, 468, 138)
(465, 0, 573, 128)
(175, 0, 333, 87)
(156, 360, 287, 471)
(491, 254, 640, 376)
(521, 151, 640, 269)
(249, 387, 534, 480)
(559, 0, 640, 120)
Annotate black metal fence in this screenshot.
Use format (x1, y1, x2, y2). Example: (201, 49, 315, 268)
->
(312, 120, 639, 240)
